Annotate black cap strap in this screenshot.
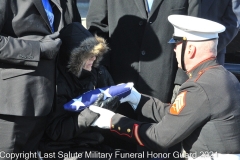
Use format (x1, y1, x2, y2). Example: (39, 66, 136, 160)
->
(181, 38, 187, 71)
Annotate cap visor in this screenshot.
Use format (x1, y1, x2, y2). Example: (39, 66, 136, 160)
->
(168, 38, 177, 43)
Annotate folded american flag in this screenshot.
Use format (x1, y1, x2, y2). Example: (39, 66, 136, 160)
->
(64, 82, 134, 112)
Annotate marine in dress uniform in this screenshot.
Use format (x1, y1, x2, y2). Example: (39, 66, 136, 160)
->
(89, 15, 240, 160)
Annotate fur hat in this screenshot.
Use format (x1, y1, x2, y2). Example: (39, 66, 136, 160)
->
(59, 22, 109, 77)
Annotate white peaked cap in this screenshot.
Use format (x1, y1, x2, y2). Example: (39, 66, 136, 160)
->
(168, 15, 226, 41)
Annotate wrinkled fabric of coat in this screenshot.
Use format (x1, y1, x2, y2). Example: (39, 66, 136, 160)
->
(40, 22, 114, 152)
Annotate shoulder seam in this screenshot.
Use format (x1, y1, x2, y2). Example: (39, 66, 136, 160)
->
(194, 65, 220, 82)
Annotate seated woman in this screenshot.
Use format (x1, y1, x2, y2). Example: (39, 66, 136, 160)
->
(39, 22, 115, 156)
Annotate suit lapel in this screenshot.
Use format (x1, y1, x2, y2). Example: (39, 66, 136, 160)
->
(50, 0, 63, 31)
(32, 0, 52, 32)
(51, 0, 61, 11)
(149, 0, 163, 18)
(134, 0, 147, 19)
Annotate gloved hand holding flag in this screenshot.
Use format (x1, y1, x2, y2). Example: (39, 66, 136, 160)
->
(64, 82, 141, 112)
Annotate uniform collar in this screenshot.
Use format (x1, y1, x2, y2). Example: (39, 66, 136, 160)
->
(186, 57, 219, 78)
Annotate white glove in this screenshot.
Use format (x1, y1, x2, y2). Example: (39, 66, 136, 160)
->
(89, 105, 115, 129)
(120, 86, 141, 110)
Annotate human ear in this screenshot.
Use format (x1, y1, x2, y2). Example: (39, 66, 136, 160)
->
(188, 45, 196, 59)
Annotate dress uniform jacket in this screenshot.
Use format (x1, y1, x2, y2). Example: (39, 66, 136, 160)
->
(87, 0, 200, 103)
(0, 0, 81, 116)
(110, 58, 240, 156)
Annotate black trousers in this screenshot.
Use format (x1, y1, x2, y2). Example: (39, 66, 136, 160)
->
(0, 114, 47, 160)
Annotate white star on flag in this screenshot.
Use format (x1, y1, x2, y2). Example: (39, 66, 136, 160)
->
(64, 82, 134, 112)
(99, 88, 112, 99)
(71, 97, 85, 110)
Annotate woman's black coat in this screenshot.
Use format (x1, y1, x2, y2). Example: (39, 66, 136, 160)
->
(40, 22, 114, 151)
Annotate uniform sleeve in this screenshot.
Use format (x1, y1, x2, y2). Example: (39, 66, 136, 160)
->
(136, 94, 170, 123)
(111, 82, 211, 152)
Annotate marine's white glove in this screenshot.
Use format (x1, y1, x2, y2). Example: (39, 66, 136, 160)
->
(89, 105, 115, 129)
(120, 86, 141, 110)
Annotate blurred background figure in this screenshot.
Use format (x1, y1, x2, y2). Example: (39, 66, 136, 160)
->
(199, 0, 240, 65)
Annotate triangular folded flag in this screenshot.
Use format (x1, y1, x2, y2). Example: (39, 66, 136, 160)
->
(64, 82, 134, 112)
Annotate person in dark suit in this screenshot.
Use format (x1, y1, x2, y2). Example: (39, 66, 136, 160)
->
(86, 0, 201, 109)
(0, 0, 81, 157)
(86, 0, 201, 157)
(200, 0, 240, 65)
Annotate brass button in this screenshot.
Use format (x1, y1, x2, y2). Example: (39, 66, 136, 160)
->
(118, 127, 121, 131)
(188, 73, 192, 78)
(127, 129, 131, 133)
(112, 125, 114, 128)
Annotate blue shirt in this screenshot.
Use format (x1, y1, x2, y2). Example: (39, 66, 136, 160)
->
(147, 0, 154, 12)
(42, 0, 54, 32)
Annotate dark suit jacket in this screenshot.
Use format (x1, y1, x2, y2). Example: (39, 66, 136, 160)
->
(174, 0, 240, 86)
(0, 0, 81, 116)
(87, 0, 200, 103)
(200, 0, 240, 64)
